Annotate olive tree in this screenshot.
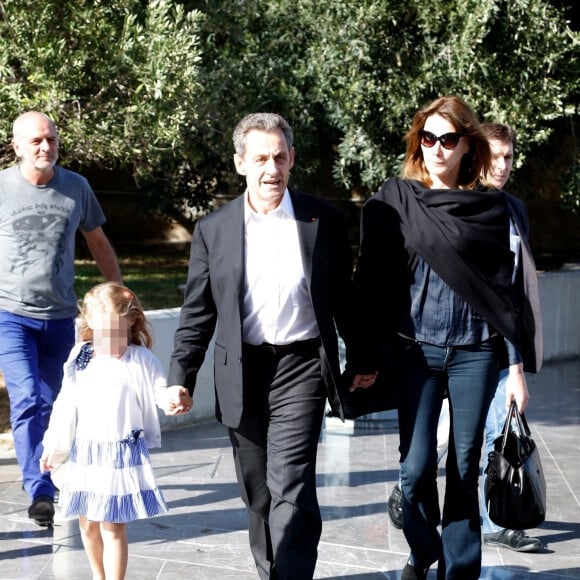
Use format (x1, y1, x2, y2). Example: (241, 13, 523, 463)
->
(186, 0, 578, 206)
(175, 0, 330, 198)
(1, 0, 577, 215)
(299, 0, 578, 198)
(0, 0, 207, 216)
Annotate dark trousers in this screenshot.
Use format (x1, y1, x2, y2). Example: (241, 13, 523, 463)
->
(397, 338, 499, 580)
(228, 341, 326, 580)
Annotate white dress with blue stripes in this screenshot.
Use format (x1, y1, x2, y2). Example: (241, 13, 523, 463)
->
(42, 343, 169, 523)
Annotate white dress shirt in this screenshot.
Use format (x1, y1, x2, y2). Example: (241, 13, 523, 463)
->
(242, 190, 319, 345)
(509, 217, 521, 284)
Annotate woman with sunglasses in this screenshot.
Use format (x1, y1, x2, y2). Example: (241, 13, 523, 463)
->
(349, 95, 535, 579)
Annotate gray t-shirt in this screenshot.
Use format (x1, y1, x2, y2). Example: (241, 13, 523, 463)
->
(0, 165, 106, 319)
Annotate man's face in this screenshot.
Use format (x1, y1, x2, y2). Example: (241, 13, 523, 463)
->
(12, 114, 59, 176)
(234, 128, 294, 213)
(487, 138, 514, 189)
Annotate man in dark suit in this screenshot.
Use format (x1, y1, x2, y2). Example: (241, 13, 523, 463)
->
(167, 112, 353, 579)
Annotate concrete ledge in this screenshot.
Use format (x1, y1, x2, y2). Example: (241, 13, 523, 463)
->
(538, 264, 580, 361)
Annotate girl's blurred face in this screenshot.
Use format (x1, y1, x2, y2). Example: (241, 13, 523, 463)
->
(90, 310, 131, 356)
(421, 113, 470, 189)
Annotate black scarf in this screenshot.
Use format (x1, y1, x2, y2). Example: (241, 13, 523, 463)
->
(375, 177, 520, 345)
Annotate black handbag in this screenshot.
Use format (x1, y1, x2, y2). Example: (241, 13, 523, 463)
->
(484, 400, 546, 529)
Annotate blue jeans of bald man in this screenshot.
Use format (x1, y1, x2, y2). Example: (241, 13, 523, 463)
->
(0, 311, 75, 500)
(397, 339, 498, 579)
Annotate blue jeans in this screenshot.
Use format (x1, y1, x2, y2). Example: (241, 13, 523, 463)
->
(480, 369, 509, 534)
(397, 338, 499, 579)
(0, 312, 75, 501)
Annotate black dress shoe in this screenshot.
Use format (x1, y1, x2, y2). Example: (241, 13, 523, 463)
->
(387, 483, 403, 529)
(401, 560, 429, 580)
(28, 496, 54, 527)
(484, 529, 541, 552)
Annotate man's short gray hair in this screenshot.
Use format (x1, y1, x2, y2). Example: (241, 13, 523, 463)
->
(233, 113, 294, 156)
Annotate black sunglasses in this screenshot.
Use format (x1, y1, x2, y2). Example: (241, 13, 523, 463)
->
(419, 130, 465, 150)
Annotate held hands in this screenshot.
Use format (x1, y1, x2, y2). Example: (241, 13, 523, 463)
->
(506, 362, 529, 413)
(350, 372, 379, 392)
(163, 385, 193, 416)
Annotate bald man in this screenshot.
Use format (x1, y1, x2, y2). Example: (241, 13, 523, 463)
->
(0, 111, 122, 526)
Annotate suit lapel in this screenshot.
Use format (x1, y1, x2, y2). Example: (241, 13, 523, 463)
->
(223, 195, 246, 307)
(507, 195, 544, 371)
(290, 190, 319, 285)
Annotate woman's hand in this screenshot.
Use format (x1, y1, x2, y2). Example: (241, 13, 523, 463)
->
(505, 362, 529, 413)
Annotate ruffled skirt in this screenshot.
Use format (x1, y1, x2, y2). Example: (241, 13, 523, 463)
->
(59, 434, 168, 523)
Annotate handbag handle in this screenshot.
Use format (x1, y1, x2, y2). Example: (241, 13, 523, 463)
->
(510, 401, 533, 440)
(499, 400, 518, 451)
(499, 399, 535, 463)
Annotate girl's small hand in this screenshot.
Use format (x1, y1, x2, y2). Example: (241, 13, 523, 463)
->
(39, 452, 54, 472)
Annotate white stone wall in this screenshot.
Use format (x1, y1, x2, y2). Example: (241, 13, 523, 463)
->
(146, 308, 216, 429)
(538, 264, 580, 362)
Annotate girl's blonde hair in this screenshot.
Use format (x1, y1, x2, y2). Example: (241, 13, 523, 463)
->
(401, 95, 491, 189)
(78, 282, 153, 348)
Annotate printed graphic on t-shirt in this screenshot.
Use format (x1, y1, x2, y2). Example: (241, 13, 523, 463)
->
(9, 206, 69, 275)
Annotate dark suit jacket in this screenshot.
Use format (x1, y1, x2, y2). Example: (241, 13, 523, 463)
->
(167, 188, 353, 427)
(505, 192, 543, 373)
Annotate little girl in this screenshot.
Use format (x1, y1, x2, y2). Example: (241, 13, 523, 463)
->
(40, 282, 191, 580)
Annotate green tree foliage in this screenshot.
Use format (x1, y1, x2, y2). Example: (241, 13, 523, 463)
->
(177, 0, 328, 197)
(299, 0, 578, 195)
(189, 0, 578, 205)
(0, 0, 577, 214)
(0, 0, 207, 216)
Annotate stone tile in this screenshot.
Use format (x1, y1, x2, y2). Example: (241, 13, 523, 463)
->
(0, 358, 578, 579)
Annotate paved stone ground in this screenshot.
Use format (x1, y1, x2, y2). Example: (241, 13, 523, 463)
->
(1, 358, 579, 579)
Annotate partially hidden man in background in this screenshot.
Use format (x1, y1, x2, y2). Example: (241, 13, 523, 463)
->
(0, 111, 122, 527)
(479, 122, 543, 552)
(167, 112, 353, 579)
